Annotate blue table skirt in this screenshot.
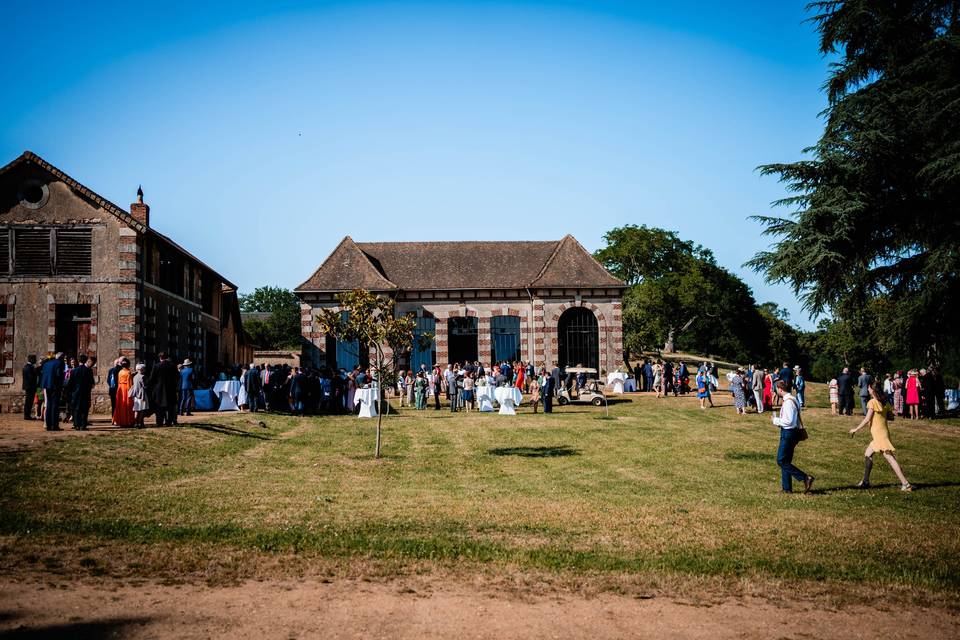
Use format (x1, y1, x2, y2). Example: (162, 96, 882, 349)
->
(192, 389, 218, 412)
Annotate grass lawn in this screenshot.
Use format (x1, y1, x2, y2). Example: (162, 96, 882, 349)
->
(2, 385, 959, 602)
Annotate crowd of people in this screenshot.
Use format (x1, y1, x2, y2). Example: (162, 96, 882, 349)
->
(828, 367, 948, 420)
(629, 358, 808, 414)
(396, 361, 579, 414)
(21, 351, 614, 429)
(21, 349, 951, 496)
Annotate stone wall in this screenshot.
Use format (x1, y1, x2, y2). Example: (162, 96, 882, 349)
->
(299, 293, 624, 375)
(0, 175, 135, 413)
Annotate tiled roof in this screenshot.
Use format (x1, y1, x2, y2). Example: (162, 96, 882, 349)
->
(296, 235, 624, 292)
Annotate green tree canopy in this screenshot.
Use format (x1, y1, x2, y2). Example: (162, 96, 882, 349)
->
(239, 286, 302, 350)
(239, 286, 299, 312)
(317, 290, 419, 458)
(596, 225, 773, 363)
(748, 0, 960, 365)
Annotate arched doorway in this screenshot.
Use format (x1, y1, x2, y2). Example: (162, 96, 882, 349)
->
(448, 316, 478, 364)
(557, 307, 598, 370)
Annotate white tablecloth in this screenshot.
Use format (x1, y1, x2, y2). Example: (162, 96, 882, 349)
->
(607, 372, 628, 393)
(947, 389, 960, 411)
(354, 387, 379, 418)
(476, 386, 496, 412)
(494, 387, 522, 415)
(213, 380, 241, 411)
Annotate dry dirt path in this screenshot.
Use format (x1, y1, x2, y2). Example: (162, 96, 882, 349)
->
(1, 577, 957, 639)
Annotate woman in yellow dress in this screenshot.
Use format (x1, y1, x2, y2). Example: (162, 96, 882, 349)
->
(849, 381, 912, 491)
(111, 359, 135, 427)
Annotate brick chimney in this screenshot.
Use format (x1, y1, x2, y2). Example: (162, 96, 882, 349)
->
(130, 185, 150, 227)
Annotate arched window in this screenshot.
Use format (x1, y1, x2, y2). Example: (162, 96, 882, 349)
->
(490, 315, 521, 363)
(557, 307, 598, 370)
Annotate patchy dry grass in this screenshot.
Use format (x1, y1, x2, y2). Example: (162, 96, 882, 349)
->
(1, 384, 958, 602)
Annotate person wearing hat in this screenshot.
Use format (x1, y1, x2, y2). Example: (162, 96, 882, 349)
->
(179, 359, 195, 416)
(793, 366, 806, 408)
(131, 363, 150, 428)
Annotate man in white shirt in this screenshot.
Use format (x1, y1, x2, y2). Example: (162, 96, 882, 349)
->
(772, 380, 814, 493)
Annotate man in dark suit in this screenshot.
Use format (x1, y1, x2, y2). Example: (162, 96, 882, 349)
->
(542, 372, 554, 413)
(106, 358, 121, 415)
(290, 367, 307, 416)
(22, 355, 38, 420)
(777, 362, 794, 390)
(550, 363, 562, 393)
(40, 353, 65, 431)
(243, 363, 262, 412)
(663, 360, 674, 395)
(69, 355, 95, 430)
(149, 353, 179, 426)
(836, 367, 854, 416)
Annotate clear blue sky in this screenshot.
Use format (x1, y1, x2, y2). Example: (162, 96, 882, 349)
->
(3, 1, 829, 329)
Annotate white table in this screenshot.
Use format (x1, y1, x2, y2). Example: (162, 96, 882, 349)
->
(476, 386, 496, 412)
(213, 380, 241, 411)
(354, 387, 379, 418)
(947, 389, 960, 412)
(494, 387, 522, 415)
(607, 372, 629, 393)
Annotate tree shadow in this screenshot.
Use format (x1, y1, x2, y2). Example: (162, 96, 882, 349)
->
(0, 616, 152, 639)
(184, 423, 273, 440)
(488, 446, 581, 458)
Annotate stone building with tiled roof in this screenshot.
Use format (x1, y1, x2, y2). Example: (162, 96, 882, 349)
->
(0, 151, 251, 412)
(295, 235, 625, 374)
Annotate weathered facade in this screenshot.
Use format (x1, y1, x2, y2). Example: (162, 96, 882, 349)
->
(295, 236, 625, 374)
(0, 151, 251, 413)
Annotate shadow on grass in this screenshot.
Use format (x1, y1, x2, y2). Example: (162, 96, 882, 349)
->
(810, 481, 960, 494)
(725, 451, 770, 461)
(488, 446, 581, 458)
(184, 423, 273, 440)
(0, 616, 152, 639)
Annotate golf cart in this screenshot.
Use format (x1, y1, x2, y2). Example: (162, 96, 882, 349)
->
(556, 367, 607, 406)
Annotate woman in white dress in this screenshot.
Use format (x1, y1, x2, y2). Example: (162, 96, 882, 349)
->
(131, 363, 150, 428)
(653, 360, 664, 398)
(237, 366, 249, 409)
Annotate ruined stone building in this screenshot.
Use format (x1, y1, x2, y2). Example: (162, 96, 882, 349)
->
(0, 151, 250, 412)
(295, 236, 625, 374)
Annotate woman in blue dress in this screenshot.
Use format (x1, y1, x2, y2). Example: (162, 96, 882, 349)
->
(793, 366, 806, 407)
(696, 367, 714, 409)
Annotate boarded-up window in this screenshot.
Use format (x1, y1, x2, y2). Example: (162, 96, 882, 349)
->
(0, 229, 9, 275)
(0, 305, 7, 354)
(55, 229, 92, 275)
(14, 229, 52, 275)
(3, 227, 93, 276)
